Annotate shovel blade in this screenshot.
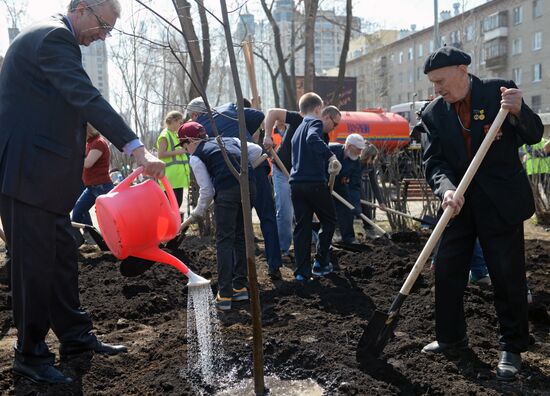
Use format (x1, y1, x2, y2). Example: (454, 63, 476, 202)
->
(420, 215, 437, 228)
(84, 225, 110, 251)
(356, 310, 399, 362)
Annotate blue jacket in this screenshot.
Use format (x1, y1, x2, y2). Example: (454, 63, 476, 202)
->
(197, 102, 264, 141)
(329, 143, 362, 208)
(289, 115, 333, 184)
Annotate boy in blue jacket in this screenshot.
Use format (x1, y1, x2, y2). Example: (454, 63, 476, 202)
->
(290, 93, 342, 281)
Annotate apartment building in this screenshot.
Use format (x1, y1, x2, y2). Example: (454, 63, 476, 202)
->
(346, 0, 549, 120)
(81, 40, 110, 101)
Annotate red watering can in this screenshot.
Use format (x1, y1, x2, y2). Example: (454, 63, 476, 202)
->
(95, 167, 209, 287)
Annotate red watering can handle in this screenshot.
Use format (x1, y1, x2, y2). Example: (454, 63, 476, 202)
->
(111, 166, 180, 219)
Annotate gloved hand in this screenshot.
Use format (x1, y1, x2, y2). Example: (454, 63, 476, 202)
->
(328, 155, 342, 175)
(190, 209, 205, 222)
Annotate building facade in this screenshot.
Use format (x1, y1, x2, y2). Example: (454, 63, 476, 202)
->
(81, 40, 110, 101)
(347, 0, 549, 118)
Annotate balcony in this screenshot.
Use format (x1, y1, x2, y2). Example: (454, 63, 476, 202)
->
(483, 27, 508, 43)
(485, 54, 507, 70)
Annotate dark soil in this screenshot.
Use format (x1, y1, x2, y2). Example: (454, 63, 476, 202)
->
(0, 230, 549, 395)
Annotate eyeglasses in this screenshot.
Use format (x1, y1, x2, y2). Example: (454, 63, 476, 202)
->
(87, 7, 113, 37)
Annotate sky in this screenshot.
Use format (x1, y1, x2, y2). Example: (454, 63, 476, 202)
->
(0, 0, 488, 56)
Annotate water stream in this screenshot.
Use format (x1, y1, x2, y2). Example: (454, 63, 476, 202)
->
(185, 285, 224, 384)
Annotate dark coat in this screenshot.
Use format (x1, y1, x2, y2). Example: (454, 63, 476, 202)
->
(0, 15, 136, 214)
(422, 74, 543, 225)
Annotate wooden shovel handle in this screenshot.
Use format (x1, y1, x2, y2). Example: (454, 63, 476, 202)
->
(361, 199, 419, 222)
(399, 108, 509, 296)
(269, 148, 290, 178)
(332, 190, 387, 236)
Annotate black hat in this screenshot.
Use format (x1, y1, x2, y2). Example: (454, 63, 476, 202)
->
(423, 46, 471, 74)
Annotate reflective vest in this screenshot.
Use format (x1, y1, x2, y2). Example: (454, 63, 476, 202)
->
(523, 139, 549, 176)
(156, 128, 190, 189)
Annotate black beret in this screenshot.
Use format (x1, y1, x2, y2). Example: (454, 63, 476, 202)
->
(423, 46, 471, 74)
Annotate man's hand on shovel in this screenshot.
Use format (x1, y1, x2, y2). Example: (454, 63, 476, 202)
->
(442, 189, 464, 218)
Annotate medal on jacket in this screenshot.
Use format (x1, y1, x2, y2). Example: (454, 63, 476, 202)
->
(473, 109, 485, 121)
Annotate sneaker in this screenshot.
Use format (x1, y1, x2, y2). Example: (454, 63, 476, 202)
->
(215, 293, 232, 311)
(469, 271, 492, 285)
(294, 274, 310, 283)
(232, 288, 249, 301)
(311, 260, 333, 276)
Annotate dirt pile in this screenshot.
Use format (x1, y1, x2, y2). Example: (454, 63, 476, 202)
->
(0, 232, 549, 395)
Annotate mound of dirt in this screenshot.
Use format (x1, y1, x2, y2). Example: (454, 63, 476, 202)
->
(0, 232, 549, 395)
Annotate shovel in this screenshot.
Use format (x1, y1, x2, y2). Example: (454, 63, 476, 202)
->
(119, 216, 196, 277)
(356, 108, 509, 361)
(331, 190, 390, 239)
(71, 222, 110, 251)
(360, 200, 437, 227)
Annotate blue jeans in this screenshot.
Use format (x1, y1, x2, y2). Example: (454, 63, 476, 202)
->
(272, 166, 293, 253)
(71, 182, 114, 226)
(253, 166, 282, 270)
(470, 238, 489, 278)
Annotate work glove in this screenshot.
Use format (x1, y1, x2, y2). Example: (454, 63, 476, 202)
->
(328, 155, 342, 176)
(190, 209, 205, 222)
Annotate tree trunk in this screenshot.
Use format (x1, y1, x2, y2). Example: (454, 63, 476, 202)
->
(303, 0, 318, 93)
(332, 0, 352, 108)
(173, 0, 204, 99)
(196, 0, 211, 89)
(219, 0, 266, 394)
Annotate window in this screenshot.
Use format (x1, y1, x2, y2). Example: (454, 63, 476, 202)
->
(399, 51, 404, 64)
(533, 63, 542, 82)
(531, 95, 541, 112)
(465, 25, 475, 41)
(512, 38, 522, 55)
(451, 30, 461, 45)
(408, 70, 413, 83)
(429, 40, 434, 52)
(417, 43, 423, 58)
(513, 6, 523, 25)
(417, 67, 422, 81)
(533, 0, 542, 18)
(408, 47, 413, 60)
(513, 68, 522, 85)
(533, 31, 542, 50)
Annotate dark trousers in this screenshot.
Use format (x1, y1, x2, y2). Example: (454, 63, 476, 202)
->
(434, 184, 529, 353)
(214, 186, 253, 298)
(334, 190, 355, 243)
(290, 182, 336, 277)
(253, 166, 281, 270)
(0, 194, 96, 365)
(360, 177, 375, 230)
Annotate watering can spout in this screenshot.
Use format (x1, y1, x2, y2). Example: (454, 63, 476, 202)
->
(187, 270, 211, 288)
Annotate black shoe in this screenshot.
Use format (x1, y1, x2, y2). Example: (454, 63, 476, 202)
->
(13, 361, 73, 384)
(421, 336, 468, 353)
(61, 340, 128, 357)
(268, 267, 282, 281)
(496, 351, 521, 381)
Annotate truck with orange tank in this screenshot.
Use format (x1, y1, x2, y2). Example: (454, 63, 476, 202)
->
(328, 108, 411, 151)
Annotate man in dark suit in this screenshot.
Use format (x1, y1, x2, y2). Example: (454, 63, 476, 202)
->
(420, 47, 543, 381)
(0, 0, 165, 385)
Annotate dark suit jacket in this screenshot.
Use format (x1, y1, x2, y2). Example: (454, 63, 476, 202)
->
(0, 15, 137, 214)
(422, 75, 543, 225)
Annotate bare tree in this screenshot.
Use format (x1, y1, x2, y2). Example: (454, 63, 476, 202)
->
(303, 0, 318, 92)
(260, 0, 298, 110)
(172, 0, 211, 99)
(332, 0, 352, 107)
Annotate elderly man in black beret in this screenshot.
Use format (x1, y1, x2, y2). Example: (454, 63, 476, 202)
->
(420, 46, 543, 381)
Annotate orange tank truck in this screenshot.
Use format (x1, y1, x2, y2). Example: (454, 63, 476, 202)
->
(328, 108, 410, 152)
